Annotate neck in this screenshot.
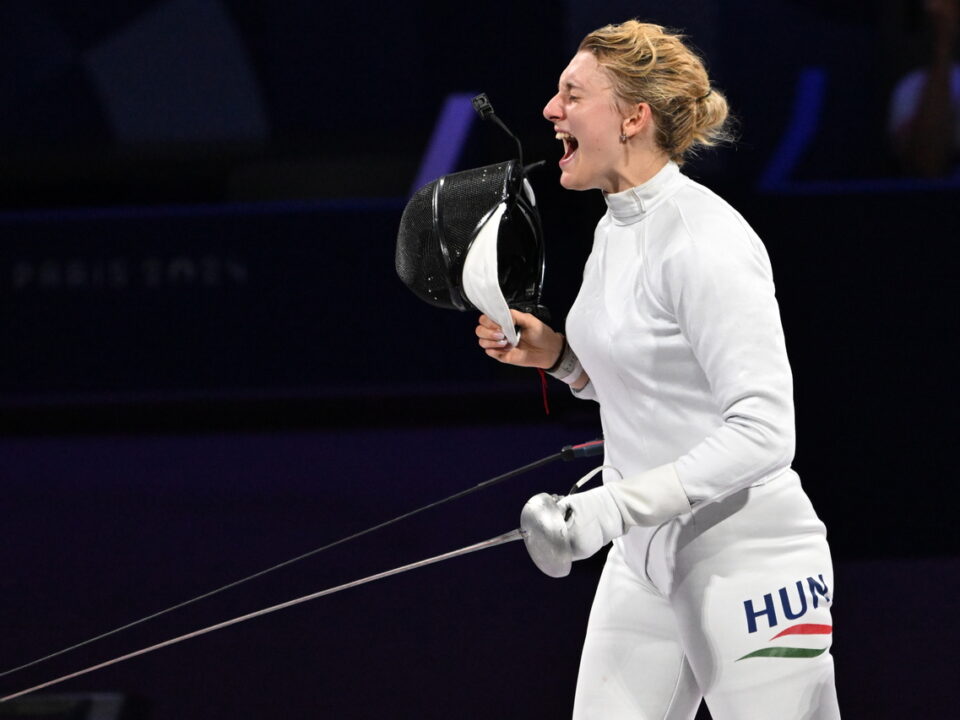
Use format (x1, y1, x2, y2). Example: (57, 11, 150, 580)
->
(607, 151, 671, 194)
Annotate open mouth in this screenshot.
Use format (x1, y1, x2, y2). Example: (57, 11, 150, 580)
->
(556, 132, 578, 163)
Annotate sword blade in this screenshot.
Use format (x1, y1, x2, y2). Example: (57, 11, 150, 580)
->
(0, 529, 524, 704)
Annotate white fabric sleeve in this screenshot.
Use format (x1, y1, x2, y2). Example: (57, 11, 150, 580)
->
(659, 214, 796, 505)
(570, 378, 597, 401)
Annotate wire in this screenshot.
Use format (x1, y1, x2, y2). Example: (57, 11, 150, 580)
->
(0, 446, 576, 680)
(1, 530, 524, 704)
(566, 464, 622, 496)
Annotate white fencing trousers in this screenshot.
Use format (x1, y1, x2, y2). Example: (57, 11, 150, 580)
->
(573, 471, 840, 719)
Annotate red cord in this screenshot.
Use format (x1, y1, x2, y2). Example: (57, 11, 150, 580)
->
(537, 368, 550, 415)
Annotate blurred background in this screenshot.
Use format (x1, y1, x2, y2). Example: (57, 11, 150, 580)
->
(0, 0, 956, 717)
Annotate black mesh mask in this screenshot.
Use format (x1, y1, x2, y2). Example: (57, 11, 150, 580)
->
(395, 95, 547, 344)
(396, 159, 543, 312)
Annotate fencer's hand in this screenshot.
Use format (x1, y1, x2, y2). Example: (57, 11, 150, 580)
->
(475, 309, 564, 369)
(556, 486, 625, 561)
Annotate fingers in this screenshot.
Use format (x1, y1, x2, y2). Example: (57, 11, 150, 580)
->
(476, 316, 509, 349)
(475, 320, 505, 340)
(479, 310, 551, 334)
(477, 314, 502, 331)
(478, 336, 510, 350)
(476, 311, 555, 366)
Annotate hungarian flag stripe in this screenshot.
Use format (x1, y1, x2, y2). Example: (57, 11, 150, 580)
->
(737, 647, 828, 661)
(770, 624, 833, 640)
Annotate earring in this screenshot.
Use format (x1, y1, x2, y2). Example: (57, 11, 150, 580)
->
(619, 132, 628, 144)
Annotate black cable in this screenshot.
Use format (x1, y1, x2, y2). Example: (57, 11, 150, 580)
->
(0, 439, 602, 679)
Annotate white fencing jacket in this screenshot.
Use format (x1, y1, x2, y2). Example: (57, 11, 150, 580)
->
(566, 161, 796, 519)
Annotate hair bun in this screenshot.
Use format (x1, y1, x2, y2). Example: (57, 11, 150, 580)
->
(580, 21, 734, 163)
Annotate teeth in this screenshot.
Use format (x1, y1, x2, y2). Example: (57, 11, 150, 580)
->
(555, 132, 574, 140)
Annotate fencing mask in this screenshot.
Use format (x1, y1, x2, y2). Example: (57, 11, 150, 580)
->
(396, 95, 547, 346)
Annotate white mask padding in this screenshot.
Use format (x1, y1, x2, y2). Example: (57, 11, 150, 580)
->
(462, 202, 520, 346)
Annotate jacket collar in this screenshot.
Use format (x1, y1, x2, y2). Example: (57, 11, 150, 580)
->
(603, 161, 682, 225)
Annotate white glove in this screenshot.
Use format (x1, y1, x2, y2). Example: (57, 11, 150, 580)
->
(556, 463, 693, 562)
(607, 463, 692, 529)
(556, 486, 624, 560)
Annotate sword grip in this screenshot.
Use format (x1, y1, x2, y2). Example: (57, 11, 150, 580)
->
(560, 439, 604, 461)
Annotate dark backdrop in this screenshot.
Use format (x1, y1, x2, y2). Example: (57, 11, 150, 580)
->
(1, 1, 957, 718)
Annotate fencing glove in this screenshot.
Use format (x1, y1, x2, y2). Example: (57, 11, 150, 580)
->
(557, 463, 692, 561)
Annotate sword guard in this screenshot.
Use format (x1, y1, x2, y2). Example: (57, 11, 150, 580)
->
(520, 493, 571, 578)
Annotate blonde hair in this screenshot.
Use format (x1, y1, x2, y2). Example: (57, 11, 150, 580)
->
(579, 20, 733, 164)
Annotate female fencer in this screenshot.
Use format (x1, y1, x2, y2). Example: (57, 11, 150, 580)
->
(476, 20, 841, 720)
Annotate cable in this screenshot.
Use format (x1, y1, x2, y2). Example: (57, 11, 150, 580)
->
(1, 530, 524, 704)
(0, 439, 602, 680)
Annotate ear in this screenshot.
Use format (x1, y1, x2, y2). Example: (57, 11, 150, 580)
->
(621, 102, 652, 140)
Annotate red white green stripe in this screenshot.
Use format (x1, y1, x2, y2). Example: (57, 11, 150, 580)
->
(737, 624, 832, 662)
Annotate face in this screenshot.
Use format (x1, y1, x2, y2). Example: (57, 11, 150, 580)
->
(542, 51, 628, 192)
